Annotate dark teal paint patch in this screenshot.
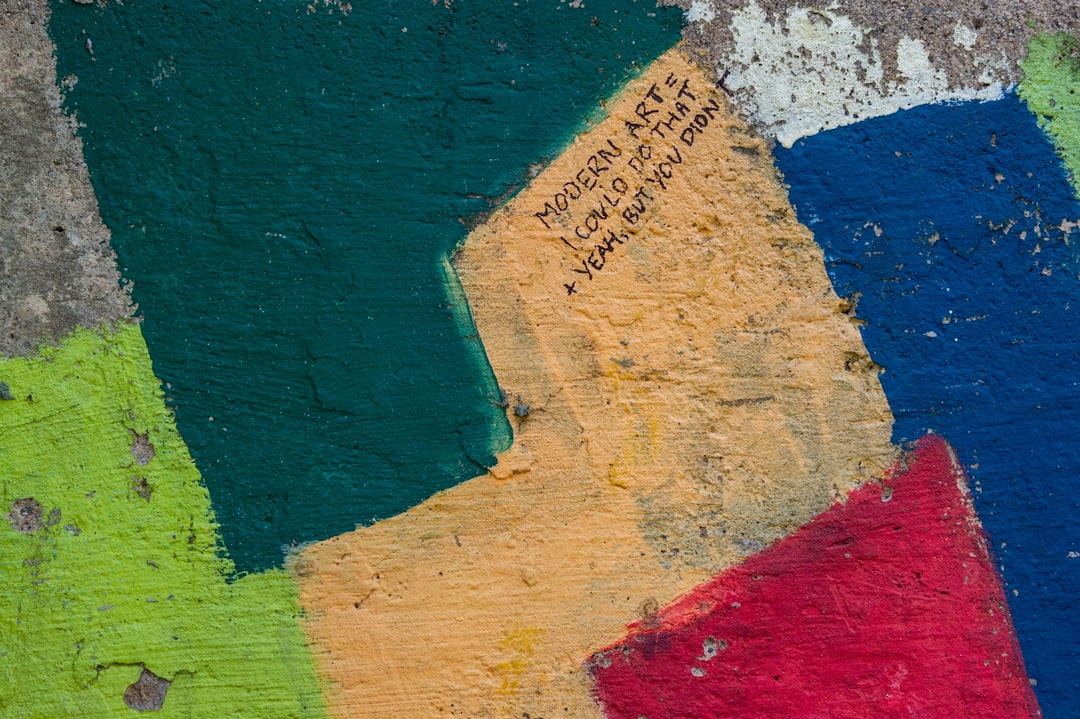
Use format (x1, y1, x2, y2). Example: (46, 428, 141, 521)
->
(50, 0, 682, 572)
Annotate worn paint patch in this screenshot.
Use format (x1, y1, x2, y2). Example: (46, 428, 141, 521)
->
(0, 324, 325, 718)
(1021, 33, 1080, 196)
(292, 48, 895, 719)
(666, 0, 1080, 147)
(0, 1, 130, 356)
(49, 0, 683, 573)
(589, 435, 1040, 719)
(718, 1, 1005, 147)
(774, 93, 1080, 718)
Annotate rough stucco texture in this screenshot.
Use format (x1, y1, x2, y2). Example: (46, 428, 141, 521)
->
(0, 323, 326, 718)
(590, 436, 1039, 719)
(664, 0, 1080, 146)
(0, 0, 130, 357)
(5, 2, 1076, 717)
(672, 0, 1080, 91)
(292, 48, 895, 719)
(48, 0, 683, 573)
(775, 91, 1080, 717)
(1022, 32, 1080, 195)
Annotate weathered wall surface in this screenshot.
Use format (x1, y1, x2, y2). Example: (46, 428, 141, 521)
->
(2, 1, 1077, 717)
(294, 50, 894, 718)
(45, 0, 682, 573)
(668, 0, 1080, 146)
(773, 91, 1080, 712)
(591, 437, 1041, 719)
(0, 325, 325, 717)
(0, 0, 129, 356)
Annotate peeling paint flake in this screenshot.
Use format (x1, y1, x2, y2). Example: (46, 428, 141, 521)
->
(953, 22, 979, 52)
(685, 0, 715, 23)
(722, 1, 1004, 147)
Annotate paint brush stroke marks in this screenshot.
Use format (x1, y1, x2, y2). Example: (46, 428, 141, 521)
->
(589, 435, 1039, 719)
(773, 93, 1080, 716)
(291, 49, 895, 719)
(0, 325, 325, 718)
(48, 0, 683, 573)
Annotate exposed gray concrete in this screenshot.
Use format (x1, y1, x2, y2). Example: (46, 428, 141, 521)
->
(0, 0, 130, 357)
(665, 0, 1080, 145)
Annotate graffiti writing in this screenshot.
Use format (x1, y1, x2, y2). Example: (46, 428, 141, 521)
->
(529, 72, 724, 296)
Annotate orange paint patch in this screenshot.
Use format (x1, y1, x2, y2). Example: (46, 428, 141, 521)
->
(291, 47, 895, 718)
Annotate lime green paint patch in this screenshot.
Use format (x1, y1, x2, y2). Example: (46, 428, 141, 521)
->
(0, 323, 325, 718)
(1021, 33, 1080, 196)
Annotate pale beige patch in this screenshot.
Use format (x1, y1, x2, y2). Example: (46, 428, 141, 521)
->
(293, 48, 894, 719)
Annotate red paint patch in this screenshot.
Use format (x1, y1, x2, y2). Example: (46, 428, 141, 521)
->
(588, 435, 1040, 719)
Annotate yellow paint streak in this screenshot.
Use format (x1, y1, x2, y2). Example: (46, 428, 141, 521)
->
(293, 48, 895, 719)
(495, 628, 545, 695)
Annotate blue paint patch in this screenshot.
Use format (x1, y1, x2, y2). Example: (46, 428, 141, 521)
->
(775, 94, 1080, 717)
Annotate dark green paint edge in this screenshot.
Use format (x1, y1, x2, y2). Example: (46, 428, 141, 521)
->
(49, 0, 683, 571)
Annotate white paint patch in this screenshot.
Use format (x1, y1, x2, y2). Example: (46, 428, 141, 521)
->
(686, 0, 716, 23)
(722, 2, 1006, 147)
(896, 37, 944, 86)
(953, 22, 978, 51)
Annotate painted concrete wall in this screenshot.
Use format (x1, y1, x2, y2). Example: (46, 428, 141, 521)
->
(2, 1, 1077, 717)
